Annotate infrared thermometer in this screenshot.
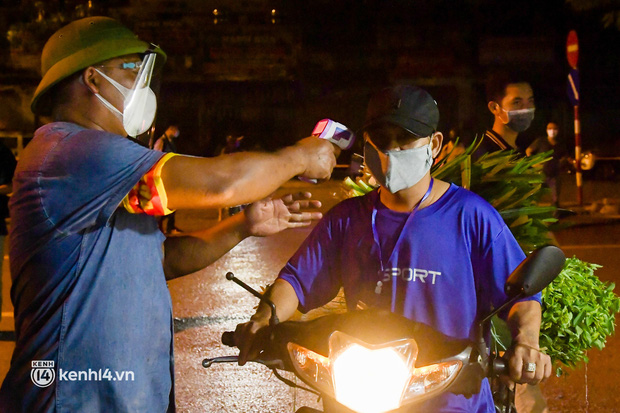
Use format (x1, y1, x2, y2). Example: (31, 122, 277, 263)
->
(311, 119, 355, 150)
(299, 119, 356, 184)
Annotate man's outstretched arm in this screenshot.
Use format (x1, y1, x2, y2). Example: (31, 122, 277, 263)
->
(161, 137, 337, 210)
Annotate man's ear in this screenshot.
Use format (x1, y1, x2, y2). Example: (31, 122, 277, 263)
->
(81, 67, 100, 94)
(431, 132, 443, 158)
(488, 101, 501, 116)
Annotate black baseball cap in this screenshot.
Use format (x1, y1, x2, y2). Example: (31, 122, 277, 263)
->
(363, 85, 439, 138)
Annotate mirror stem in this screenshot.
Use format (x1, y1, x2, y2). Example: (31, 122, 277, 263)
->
(226, 272, 280, 326)
(479, 292, 525, 327)
(477, 292, 525, 370)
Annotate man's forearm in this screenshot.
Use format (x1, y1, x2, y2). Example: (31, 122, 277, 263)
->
(161, 147, 307, 210)
(252, 279, 300, 325)
(507, 300, 543, 348)
(163, 212, 250, 280)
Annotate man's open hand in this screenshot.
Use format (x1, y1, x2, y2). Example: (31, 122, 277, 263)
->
(244, 192, 322, 237)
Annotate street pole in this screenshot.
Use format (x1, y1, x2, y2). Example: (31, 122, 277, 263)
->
(573, 105, 583, 205)
(566, 30, 582, 205)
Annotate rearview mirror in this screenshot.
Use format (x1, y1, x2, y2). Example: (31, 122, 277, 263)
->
(505, 246, 566, 297)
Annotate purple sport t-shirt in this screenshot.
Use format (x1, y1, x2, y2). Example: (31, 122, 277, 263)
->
(0, 122, 173, 412)
(278, 185, 537, 412)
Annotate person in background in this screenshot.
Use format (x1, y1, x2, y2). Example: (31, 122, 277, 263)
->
(437, 127, 465, 163)
(220, 134, 245, 155)
(476, 71, 535, 158)
(526, 122, 567, 207)
(477, 70, 548, 413)
(0, 16, 337, 412)
(153, 124, 180, 153)
(0, 141, 17, 322)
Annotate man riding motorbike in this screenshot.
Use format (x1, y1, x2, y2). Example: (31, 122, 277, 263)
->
(233, 85, 551, 412)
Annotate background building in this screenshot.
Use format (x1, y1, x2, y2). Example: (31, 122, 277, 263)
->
(1, 0, 619, 163)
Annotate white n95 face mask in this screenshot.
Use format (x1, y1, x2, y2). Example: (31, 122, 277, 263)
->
(364, 139, 434, 194)
(94, 53, 158, 137)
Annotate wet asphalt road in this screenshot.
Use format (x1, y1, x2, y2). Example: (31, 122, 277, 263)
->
(170, 234, 322, 413)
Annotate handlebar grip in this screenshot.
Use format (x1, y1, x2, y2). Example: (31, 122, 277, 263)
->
(493, 357, 509, 376)
(222, 331, 236, 347)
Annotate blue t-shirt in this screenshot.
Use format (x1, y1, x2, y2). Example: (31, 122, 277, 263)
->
(0, 122, 173, 412)
(278, 185, 536, 412)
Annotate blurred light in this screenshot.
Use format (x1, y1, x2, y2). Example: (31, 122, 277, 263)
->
(332, 344, 409, 413)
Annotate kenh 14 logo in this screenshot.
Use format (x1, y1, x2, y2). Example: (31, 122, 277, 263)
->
(31, 360, 55, 388)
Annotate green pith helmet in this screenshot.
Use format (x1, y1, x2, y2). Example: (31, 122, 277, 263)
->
(31, 16, 167, 116)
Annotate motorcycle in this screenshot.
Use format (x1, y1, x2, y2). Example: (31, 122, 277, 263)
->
(203, 245, 565, 413)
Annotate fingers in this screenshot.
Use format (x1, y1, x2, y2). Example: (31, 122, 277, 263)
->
(286, 212, 323, 227)
(234, 323, 251, 366)
(521, 362, 543, 384)
(287, 200, 322, 212)
(282, 192, 322, 211)
(508, 343, 552, 385)
(297, 137, 337, 180)
(235, 321, 266, 366)
(508, 354, 525, 383)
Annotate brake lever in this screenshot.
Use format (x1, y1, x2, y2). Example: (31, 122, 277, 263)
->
(202, 356, 239, 367)
(202, 355, 285, 370)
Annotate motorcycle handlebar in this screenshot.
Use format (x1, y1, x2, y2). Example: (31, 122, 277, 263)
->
(493, 357, 509, 376)
(222, 331, 235, 347)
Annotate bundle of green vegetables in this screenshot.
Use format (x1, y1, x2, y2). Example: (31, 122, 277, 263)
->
(342, 139, 620, 373)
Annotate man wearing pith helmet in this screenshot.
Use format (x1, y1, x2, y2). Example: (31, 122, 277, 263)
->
(0, 16, 337, 411)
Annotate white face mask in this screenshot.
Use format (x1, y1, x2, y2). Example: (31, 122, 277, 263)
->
(364, 139, 433, 194)
(547, 129, 558, 138)
(94, 69, 157, 137)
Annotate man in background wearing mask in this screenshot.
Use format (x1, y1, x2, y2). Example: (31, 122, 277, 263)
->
(0, 17, 337, 412)
(476, 71, 535, 157)
(153, 124, 180, 153)
(527, 122, 567, 207)
(233, 85, 551, 412)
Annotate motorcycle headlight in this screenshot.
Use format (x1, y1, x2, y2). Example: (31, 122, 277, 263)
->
(330, 337, 415, 413)
(289, 331, 462, 413)
(287, 342, 334, 397)
(401, 360, 463, 403)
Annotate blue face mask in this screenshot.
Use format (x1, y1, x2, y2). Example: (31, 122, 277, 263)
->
(364, 139, 433, 194)
(502, 107, 535, 133)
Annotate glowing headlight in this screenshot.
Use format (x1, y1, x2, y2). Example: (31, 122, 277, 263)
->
(289, 332, 419, 413)
(288, 331, 465, 413)
(331, 342, 412, 413)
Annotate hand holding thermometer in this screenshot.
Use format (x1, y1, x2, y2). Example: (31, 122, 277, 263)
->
(311, 118, 355, 150)
(300, 119, 356, 184)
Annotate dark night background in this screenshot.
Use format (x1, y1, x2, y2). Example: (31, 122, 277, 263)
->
(0, 0, 619, 162)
